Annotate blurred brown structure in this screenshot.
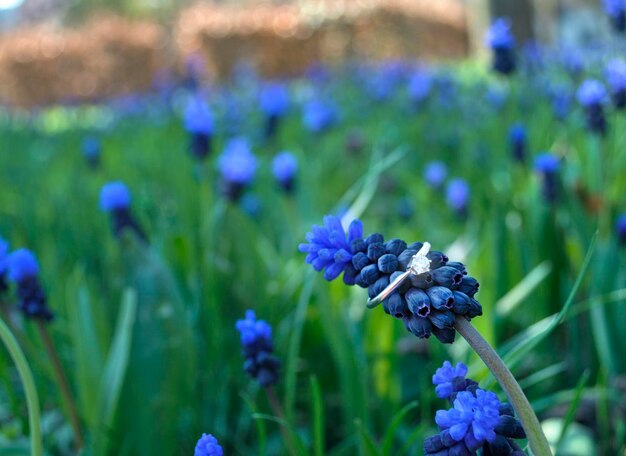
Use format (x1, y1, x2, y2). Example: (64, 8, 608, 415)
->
(0, 1, 469, 107)
(0, 15, 163, 107)
(177, 0, 468, 80)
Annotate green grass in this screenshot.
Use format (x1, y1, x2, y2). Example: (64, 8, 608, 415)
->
(0, 61, 624, 455)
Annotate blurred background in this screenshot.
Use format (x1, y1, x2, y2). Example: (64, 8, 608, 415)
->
(0, 0, 616, 107)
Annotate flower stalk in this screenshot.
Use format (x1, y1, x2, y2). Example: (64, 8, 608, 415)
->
(36, 321, 84, 451)
(454, 317, 552, 456)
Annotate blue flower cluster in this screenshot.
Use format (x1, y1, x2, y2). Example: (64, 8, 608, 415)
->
(534, 153, 560, 203)
(604, 0, 626, 32)
(99, 182, 147, 242)
(184, 95, 214, 160)
(259, 82, 289, 140)
(218, 138, 258, 201)
(507, 123, 527, 163)
(485, 18, 516, 75)
(81, 136, 101, 168)
(606, 59, 626, 108)
(300, 216, 482, 343)
(194, 433, 223, 456)
(235, 310, 280, 387)
(6, 249, 53, 322)
(425, 361, 526, 455)
(302, 99, 339, 133)
(577, 79, 608, 136)
(0, 236, 9, 294)
(272, 151, 298, 193)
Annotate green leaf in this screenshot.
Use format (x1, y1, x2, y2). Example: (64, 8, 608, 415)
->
(92, 289, 137, 454)
(310, 376, 325, 456)
(496, 261, 552, 317)
(556, 370, 590, 450)
(355, 419, 380, 456)
(381, 401, 419, 456)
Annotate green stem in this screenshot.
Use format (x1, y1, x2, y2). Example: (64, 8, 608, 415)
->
(36, 321, 84, 451)
(265, 386, 299, 456)
(454, 318, 552, 456)
(0, 316, 43, 456)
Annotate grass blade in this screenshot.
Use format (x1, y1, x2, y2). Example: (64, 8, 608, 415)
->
(381, 401, 419, 456)
(310, 376, 325, 456)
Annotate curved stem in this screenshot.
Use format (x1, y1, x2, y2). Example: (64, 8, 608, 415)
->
(0, 317, 43, 456)
(36, 322, 84, 451)
(265, 386, 299, 456)
(455, 318, 552, 456)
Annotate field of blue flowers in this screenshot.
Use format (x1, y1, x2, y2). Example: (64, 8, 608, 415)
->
(1, 15, 626, 456)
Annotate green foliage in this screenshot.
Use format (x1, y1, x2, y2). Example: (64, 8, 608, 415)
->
(1, 63, 625, 455)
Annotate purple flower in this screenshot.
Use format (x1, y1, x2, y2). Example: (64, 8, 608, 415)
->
(194, 433, 223, 456)
(577, 80, 607, 107)
(259, 82, 289, 117)
(424, 161, 448, 189)
(616, 214, 626, 243)
(408, 69, 433, 104)
(236, 310, 280, 387)
(534, 153, 559, 174)
(236, 310, 273, 347)
(432, 361, 469, 399)
(272, 151, 298, 186)
(446, 179, 470, 214)
(0, 236, 9, 277)
(99, 182, 131, 212)
(184, 96, 213, 135)
(435, 389, 501, 446)
(302, 99, 339, 133)
(485, 18, 515, 50)
(604, 0, 625, 17)
(8, 248, 38, 283)
(218, 138, 257, 185)
(606, 60, 626, 92)
(298, 216, 363, 282)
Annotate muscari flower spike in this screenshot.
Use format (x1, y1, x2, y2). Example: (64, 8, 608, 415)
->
(299, 216, 483, 343)
(7, 249, 53, 322)
(424, 161, 448, 189)
(616, 214, 626, 244)
(272, 151, 298, 193)
(408, 69, 433, 105)
(259, 82, 289, 140)
(485, 18, 516, 75)
(425, 360, 526, 456)
(604, 0, 626, 32)
(99, 181, 147, 242)
(218, 137, 257, 201)
(194, 433, 223, 456)
(577, 79, 608, 136)
(508, 123, 527, 163)
(606, 59, 626, 109)
(446, 179, 470, 219)
(302, 99, 339, 133)
(534, 153, 560, 203)
(81, 136, 101, 168)
(235, 310, 281, 387)
(0, 236, 9, 294)
(184, 95, 214, 160)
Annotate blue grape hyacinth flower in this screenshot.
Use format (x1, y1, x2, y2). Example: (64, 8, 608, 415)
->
(577, 79, 608, 136)
(616, 214, 626, 244)
(236, 310, 280, 387)
(606, 59, 626, 108)
(194, 433, 223, 456)
(604, 0, 626, 32)
(407, 69, 433, 105)
(446, 179, 470, 218)
(298, 215, 363, 283)
(272, 151, 298, 193)
(99, 182, 147, 241)
(7, 249, 53, 322)
(81, 136, 101, 168)
(485, 18, 516, 75)
(218, 138, 258, 201)
(300, 217, 483, 344)
(424, 161, 448, 189)
(302, 99, 339, 133)
(184, 96, 214, 160)
(433, 361, 472, 399)
(425, 360, 526, 455)
(508, 123, 527, 163)
(534, 153, 560, 203)
(259, 82, 289, 140)
(0, 236, 9, 294)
